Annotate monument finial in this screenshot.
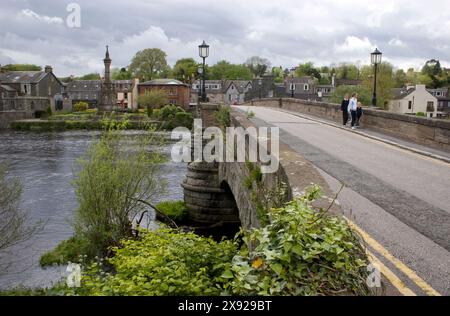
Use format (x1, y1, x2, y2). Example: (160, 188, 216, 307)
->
(105, 45, 110, 61)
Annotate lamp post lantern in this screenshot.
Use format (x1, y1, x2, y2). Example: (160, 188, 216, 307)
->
(371, 48, 382, 106)
(198, 41, 209, 102)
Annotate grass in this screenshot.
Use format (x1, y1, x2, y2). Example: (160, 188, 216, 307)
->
(156, 200, 188, 224)
(40, 236, 88, 267)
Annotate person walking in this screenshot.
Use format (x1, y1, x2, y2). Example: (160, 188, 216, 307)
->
(341, 94, 350, 126)
(348, 93, 358, 130)
(356, 102, 363, 128)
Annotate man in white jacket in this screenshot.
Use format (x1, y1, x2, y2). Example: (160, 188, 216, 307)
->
(348, 93, 358, 130)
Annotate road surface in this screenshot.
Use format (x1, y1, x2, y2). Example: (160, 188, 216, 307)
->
(236, 105, 450, 296)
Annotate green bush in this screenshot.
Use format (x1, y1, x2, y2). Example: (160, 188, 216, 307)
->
(73, 102, 89, 112)
(146, 106, 153, 118)
(215, 105, 231, 128)
(416, 112, 426, 117)
(86, 108, 98, 115)
(40, 236, 89, 267)
(159, 104, 185, 121)
(173, 112, 193, 129)
(156, 201, 188, 223)
(68, 228, 237, 296)
(228, 185, 372, 296)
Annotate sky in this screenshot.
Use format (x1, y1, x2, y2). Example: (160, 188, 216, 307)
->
(1, 0, 450, 77)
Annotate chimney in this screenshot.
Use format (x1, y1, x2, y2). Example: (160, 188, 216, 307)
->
(45, 65, 53, 73)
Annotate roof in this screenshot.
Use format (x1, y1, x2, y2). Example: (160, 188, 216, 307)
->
(140, 79, 186, 86)
(0, 71, 48, 84)
(288, 77, 315, 84)
(65, 80, 101, 92)
(223, 80, 252, 94)
(0, 84, 16, 92)
(392, 87, 415, 100)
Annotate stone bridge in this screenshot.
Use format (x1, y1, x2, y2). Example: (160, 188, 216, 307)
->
(182, 103, 339, 231)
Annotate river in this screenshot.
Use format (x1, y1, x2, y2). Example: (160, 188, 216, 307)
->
(0, 130, 187, 290)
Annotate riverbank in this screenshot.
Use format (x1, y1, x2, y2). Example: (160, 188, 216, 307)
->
(0, 130, 187, 290)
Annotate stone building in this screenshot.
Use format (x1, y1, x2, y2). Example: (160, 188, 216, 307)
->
(191, 80, 253, 104)
(0, 65, 64, 113)
(114, 79, 139, 111)
(138, 79, 191, 109)
(428, 88, 450, 118)
(65, 80, 101, 108)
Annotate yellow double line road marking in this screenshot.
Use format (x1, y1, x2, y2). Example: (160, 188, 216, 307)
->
(345, 217, 442, 296)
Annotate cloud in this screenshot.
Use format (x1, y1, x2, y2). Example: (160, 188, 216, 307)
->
(335, 36, 374, 53)
(0, 0, 449, 76)
(19, 9, 64, 25)
(389, 38, 406, 48)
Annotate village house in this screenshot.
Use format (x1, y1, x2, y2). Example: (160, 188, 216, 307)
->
(427, 88, 450, 118)
(0, 65, 65, 113)
(191, 80, 253, 105)
(388, 84, 438, 118)
(138, 79, 191, 109)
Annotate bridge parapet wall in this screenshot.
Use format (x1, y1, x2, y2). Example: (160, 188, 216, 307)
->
(247, 98, 450, 152)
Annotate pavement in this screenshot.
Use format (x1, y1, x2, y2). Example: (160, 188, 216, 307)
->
(235, 105, 450, 296)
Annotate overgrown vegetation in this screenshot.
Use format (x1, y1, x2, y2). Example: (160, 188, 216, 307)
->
(215, 105, 231, 129)
(66, 228, 237, 296)
(52, 186, 372, 297)
(156, 201, 188, 223)
(228, 185, 372, 296)
(157, 105, 193, 129)
(40, 121, 167, 264)
(73, 102, 89, 112)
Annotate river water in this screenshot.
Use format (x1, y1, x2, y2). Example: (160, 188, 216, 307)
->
(0, 130, 187, 290)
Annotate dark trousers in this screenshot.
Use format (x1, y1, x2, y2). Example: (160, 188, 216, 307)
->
(350, 111, 357, 127)
(356, 113, 362, 126)
(343, 111, 349, 125)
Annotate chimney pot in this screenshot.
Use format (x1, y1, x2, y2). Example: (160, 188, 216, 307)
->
(45, 65, 53, 73)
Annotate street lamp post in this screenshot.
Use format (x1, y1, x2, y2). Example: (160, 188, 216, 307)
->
(198, 41, 209, 102)
(258, 78, 263, 99)
(197, 65, 203, 102)
(371, 48, 382, 107)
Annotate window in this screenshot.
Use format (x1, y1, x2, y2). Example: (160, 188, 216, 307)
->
(304, 84, 309, 91)
(427, 101, 435, 112)
(437, 92, 442, 97)
(228, 94, 232, 102)
(169, 99, 177, 105)
(408, 101, 412, 110)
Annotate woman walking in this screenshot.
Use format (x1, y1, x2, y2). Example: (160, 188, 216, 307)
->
(348, 93, 358, 130)
(341, 94, 350, 126)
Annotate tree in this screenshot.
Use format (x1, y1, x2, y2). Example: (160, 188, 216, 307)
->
(138, 89, 169, 110)
(245, 56, 271, 78)
(112, 68, 132, 80)
(172, 58, 198, 83)
(272, 66, 284, 84)
(295, 62, 321, 80)
(393, 69, 407, 88)
(72, 127, 166, 258)
(209, 60, 253, 80)
(336, 64, 360, 80)
(406, 68, 433, 87)
(1, 64, 42, 71)
(77, 73, 101, 80)
(360, 62, 395, 109)
(129, 48, 169, 82)
(422, 59, 445, 88)
(0, 164, 40, 274)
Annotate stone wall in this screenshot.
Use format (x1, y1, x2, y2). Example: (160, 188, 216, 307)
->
(0, 111, 34, 129)
(247, 98, 450, 152)
(183, 104, 339, 230)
